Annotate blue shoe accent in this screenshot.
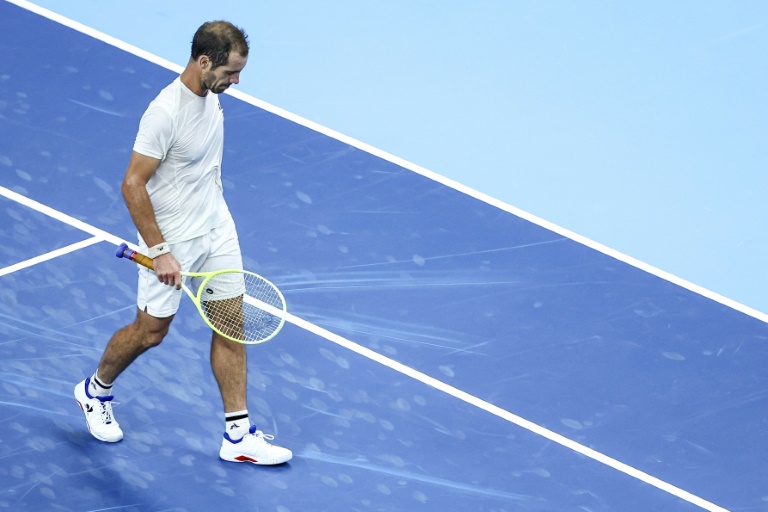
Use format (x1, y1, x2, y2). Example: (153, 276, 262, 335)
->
(83, 377, 114, 402)
(83, 377, 94, 399)
(223, 425, 257, 444)
(223, 432, 242, 444)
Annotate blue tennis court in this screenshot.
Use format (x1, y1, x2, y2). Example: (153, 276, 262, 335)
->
(1, 2, 766, 511)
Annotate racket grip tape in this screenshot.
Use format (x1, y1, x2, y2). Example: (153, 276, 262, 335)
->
(116, 242, 155, 270)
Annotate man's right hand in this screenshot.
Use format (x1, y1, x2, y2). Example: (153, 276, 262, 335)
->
(153, 252, 183, 290)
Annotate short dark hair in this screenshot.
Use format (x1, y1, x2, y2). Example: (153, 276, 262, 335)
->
(191, 21, 249, 69)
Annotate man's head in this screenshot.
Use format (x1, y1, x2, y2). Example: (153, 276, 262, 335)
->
(191, 21, 249, 94)
(192, 21, 249, 68)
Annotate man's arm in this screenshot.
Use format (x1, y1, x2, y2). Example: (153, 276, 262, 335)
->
(121, 151, 182, 289)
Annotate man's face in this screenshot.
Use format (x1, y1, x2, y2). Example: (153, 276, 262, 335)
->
(202, 52, 248, 94)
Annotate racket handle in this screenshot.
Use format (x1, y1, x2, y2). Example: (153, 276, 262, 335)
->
(116, 242, 155, 270)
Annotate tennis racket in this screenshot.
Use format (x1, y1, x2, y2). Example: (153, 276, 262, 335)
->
(116, 242, 286, 345)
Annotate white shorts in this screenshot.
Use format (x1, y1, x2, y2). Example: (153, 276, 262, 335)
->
(136, 219, 243, 318)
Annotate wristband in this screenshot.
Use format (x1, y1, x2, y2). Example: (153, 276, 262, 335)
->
(148, 242, 171, 259)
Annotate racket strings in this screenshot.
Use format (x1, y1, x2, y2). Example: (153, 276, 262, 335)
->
(201, 272, 285, 343)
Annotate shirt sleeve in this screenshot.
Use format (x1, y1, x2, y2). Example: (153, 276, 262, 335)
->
(133, 102, 173, 160)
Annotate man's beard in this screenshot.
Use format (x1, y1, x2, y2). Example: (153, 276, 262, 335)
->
(202, 72, 226, 94)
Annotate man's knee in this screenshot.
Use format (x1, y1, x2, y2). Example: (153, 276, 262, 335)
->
(136, 309, 174, 348)
(142, 329, 168, 349)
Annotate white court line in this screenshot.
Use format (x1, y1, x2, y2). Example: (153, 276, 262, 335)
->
(1, 190, 730, 511)
(288, 313, 729, 512)
(0, 236, 102, 277)
(1, 2, 736, 509)
(0, 186, 127, 247)
(228, 104, 768, 325)
(4, 0, 183, 75)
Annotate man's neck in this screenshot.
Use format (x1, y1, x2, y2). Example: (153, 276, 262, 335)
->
(180, 61, 207, 97)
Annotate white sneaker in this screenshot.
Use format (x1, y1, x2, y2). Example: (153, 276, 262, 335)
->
(220, 426, 292, 465)
(74, 377, 123, 442)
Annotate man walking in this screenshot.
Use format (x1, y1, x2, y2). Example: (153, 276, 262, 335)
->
(74, 21, 291, 466)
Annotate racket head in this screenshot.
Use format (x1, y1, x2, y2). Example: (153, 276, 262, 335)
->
(193, 269, 287, 344)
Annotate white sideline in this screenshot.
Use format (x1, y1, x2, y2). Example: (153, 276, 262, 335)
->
(288, 314, 729, 512)
(0, 186, 126, 247)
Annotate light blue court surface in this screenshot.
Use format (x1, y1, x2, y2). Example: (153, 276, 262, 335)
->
(1, 3, 767, 512)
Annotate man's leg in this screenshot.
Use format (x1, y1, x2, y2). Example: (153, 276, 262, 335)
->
(212, 331, 292, 465)
(75, 308, 174, 442)
(203, 220, 291, 464)
(98, 308, 175, 383)
(210, 331, 247, 412)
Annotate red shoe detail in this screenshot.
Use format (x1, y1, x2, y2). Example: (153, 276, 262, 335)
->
(235, 455, 259, 463)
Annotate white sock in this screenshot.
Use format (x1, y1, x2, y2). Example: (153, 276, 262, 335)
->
(225, 409, 251, 440)
(88, 371, 113, 397)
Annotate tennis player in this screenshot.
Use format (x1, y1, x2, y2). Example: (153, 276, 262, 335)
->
(74, 21, 291, 465)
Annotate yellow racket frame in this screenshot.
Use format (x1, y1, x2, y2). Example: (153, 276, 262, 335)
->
(116, 243, 286, 344)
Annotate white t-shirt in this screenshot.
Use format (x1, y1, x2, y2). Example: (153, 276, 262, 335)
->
(133, 77, 232, 243)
